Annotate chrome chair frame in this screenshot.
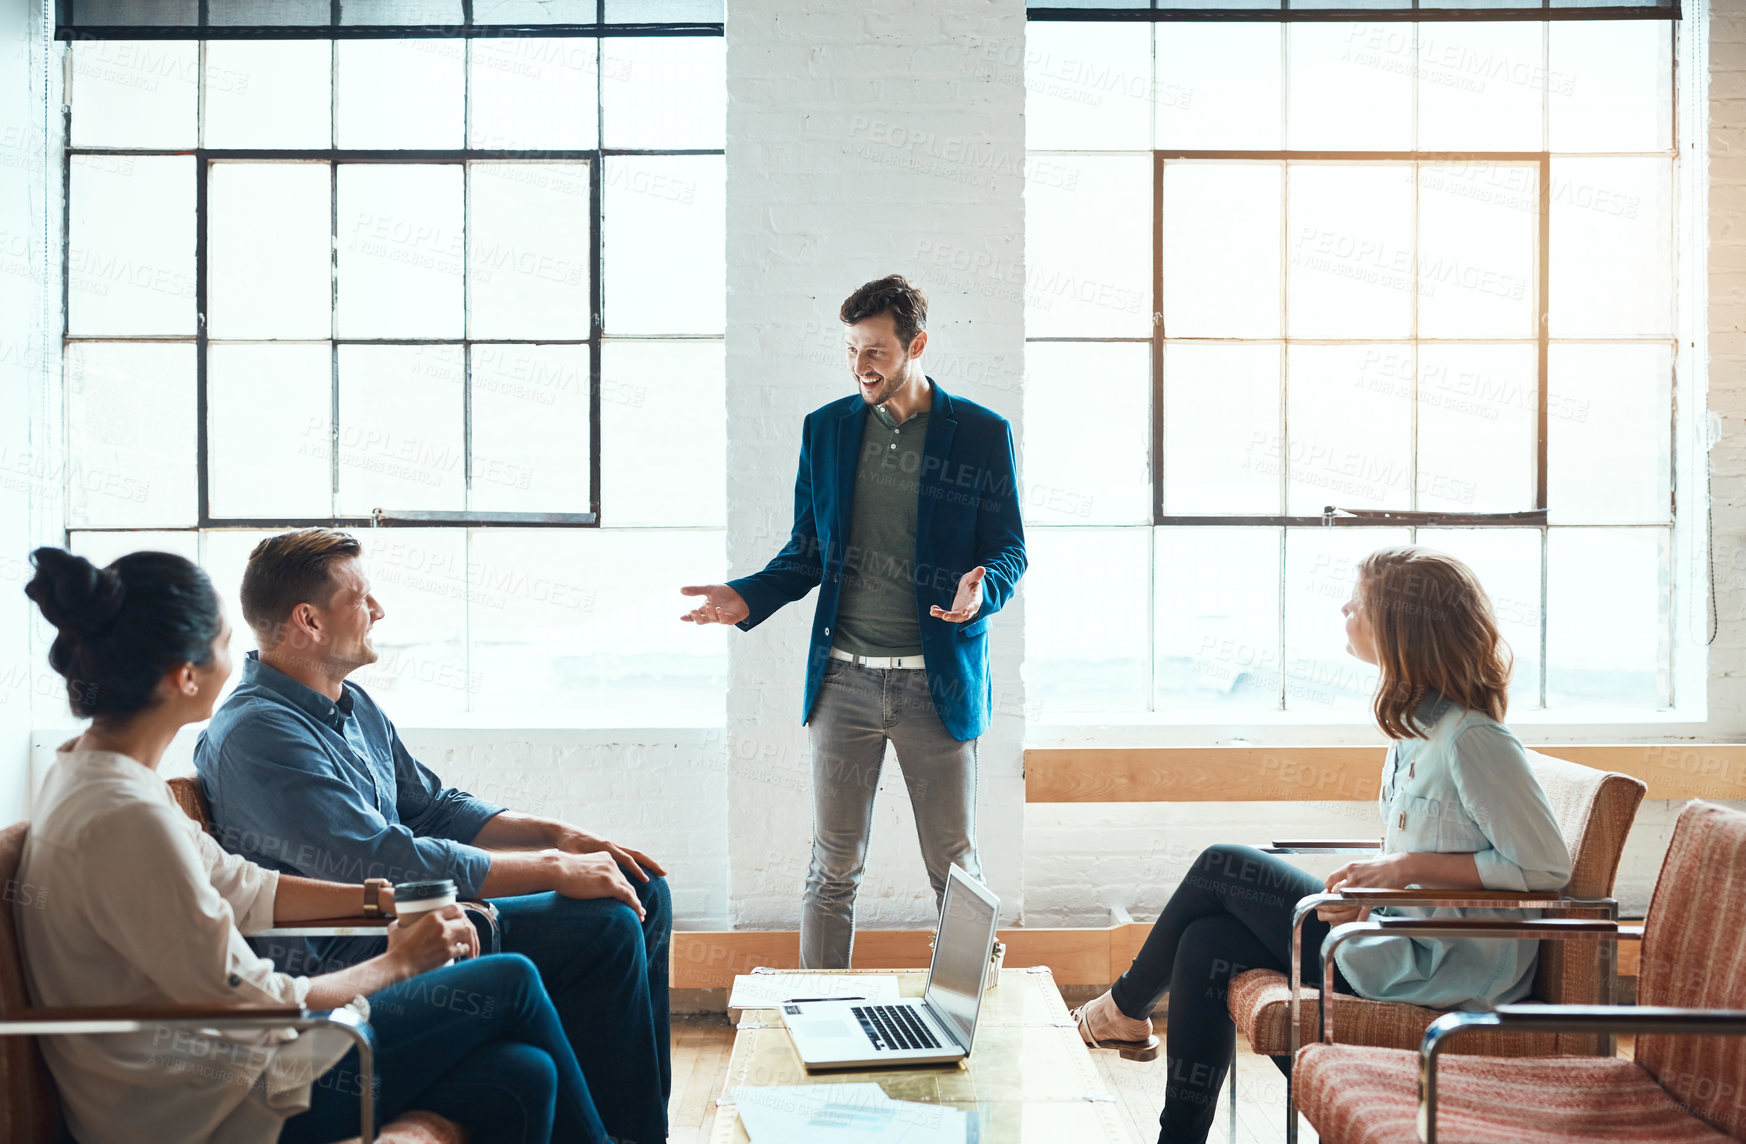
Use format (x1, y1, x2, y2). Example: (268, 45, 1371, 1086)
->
(1416, 1005, 1746, 1144)
(1272, 888, 1618, 1144)
(0, 1004, 379, 1142)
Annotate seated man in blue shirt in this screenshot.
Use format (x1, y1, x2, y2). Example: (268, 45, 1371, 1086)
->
(195, 528, 671, 1144)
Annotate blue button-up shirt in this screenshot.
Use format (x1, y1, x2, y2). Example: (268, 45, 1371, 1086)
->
(194, 653, 505, 971)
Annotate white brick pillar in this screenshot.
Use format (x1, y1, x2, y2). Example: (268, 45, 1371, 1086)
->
(724, 1, 1029, 930)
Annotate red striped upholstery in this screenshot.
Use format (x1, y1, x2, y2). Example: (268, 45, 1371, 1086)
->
(1296, 802, 1746, 1144)
(1296, 1044, 1733, 1144)
(1634, 801, 1746, 1139)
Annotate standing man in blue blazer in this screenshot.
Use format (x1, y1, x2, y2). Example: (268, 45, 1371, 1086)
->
(680, 275, 1027, 969)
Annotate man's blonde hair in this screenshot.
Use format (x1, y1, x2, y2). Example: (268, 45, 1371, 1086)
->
(240, 528, 363, 644)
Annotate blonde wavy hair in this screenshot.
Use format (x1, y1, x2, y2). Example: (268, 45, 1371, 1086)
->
(1357, 546, 1512, 739)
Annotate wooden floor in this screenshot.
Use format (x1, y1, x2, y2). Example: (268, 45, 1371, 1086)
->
(666, 1014, 1316, 1144)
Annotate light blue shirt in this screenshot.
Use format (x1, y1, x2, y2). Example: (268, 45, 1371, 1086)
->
(1333, 693, 1574, 1009)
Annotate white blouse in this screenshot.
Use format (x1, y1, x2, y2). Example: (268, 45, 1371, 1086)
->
(15, 747, 362, 1144)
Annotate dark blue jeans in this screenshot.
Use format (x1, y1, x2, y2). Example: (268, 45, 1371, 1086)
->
(486, 876, 672, 1144)
(278, 953, 608, 1144)
(1110, 845, 1356, 1144)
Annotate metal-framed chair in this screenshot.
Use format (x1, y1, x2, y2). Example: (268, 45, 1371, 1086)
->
(0, 819, 463, 1144)
(1224, 751, 1646, 1143)
(1295, 800, 1746, 1144)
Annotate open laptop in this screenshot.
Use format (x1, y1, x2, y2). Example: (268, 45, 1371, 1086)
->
(781, 865, 1000, 1069)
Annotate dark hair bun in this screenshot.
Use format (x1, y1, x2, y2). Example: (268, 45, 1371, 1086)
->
(25, 548, 126, 635)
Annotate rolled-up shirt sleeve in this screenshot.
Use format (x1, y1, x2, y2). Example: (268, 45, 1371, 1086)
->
(210, 708, 497, 900)
(81, 801, 306, 1008)
(387, 724, 505, 846)
(1448, 724, 1574, 893)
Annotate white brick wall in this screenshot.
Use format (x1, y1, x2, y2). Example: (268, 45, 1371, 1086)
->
(723, 0, 1029, 927)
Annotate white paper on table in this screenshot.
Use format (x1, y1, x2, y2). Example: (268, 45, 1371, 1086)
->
(727, 973, 902, 1010)
(732, 1084, 968, 1143)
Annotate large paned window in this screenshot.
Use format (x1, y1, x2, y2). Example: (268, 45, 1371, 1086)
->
(59, 4, 727, 723)
(1022, 14, 1683, 722)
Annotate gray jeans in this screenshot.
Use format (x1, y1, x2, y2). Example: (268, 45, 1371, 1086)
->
(800, 657, 982, 969)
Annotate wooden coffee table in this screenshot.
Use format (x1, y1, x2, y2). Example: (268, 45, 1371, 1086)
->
(709, 966, 1138, 1143)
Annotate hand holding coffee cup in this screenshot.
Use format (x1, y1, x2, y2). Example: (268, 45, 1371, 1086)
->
(387, 880, 475, 971)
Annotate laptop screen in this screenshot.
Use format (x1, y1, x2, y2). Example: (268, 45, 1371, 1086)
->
(922, 866, 1000, 1053)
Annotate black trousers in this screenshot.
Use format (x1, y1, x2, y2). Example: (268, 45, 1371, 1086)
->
(1109, 844, 1356, 1144)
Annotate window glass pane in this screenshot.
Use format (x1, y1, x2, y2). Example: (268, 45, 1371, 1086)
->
(1549, 157, 1672, 338)
(69, 530, 201, 568)
(203, 41, 332, 149)
(208, 343, 332, 520)
(601, 340, 724, 526)
(200, 528, 279, 700)
(475, 0, 597, 20)
(1416, 527, 1542, 708)
(1285, 24, 1413, 151)
(603, 155, 724, 335)
(69, 41, 197, 148)
(72, 1, 198, 23)
(1548, 342, 1671, 524)
(1285, 345, 1414, 515)
(337, 164, 465, 338)
(470, 528, 728, 723)
(1282, 526, 1409, 713)
(348, 529, 471, 720)
(1025, 22, 1152, 151)
(1023, 341, 1150, 525)
(1155, 527, 1282, 711)
(208, 162, 332, 339)
(1025, 527, 1150, 718)
(1164, 342, 1281, 515)
(1156, 24, 1282, 150)
(467, 162, 591, 339)
(1025, 154, 1151, 338)
(470, 344, 592, 514)
(66, 342, 196, 528)
(335, 40, 464, 150)
(1415, 23, 1544, 151)
(340, 0, 463, 19)
(1418, 163, 1537, 339)
(469, 38, 598, 150)
(601, 37, 725, 149)
(1417, 343, 1536, 512)
(604, 0, 721, 18)
(1286, 164, 1414, 339)
(1164, 161, 1281, 339)
(1549, 22, 1673, 152)
(208, 0, 329, 24)
(68, 155, 195, 336)
(1546, 527, 1667, 709)
(336, 345, 465, 513)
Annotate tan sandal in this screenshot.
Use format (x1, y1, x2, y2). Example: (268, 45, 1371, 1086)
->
(1071, 1001, 1160, 1062)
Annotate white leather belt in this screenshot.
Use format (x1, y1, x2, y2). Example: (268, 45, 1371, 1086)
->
(829, 647, 926, 670)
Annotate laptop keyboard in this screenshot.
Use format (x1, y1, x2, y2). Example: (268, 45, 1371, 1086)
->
(851, 1004, 942, 1052)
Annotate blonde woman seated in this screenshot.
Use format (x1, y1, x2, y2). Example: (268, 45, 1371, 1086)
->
(1072, 546, 1573, 1144)
(19, 548, 610, 1144)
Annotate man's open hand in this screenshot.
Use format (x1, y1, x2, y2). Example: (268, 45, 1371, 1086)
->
(929, 566, 986, 623)
(680, 584, 750, 626)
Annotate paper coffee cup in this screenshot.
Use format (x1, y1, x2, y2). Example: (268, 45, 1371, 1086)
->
(393, 879, 459, 964)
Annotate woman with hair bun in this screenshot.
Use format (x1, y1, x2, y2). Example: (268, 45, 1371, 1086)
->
(1069, 545, 1573, 1144)
(17, 547, 608, 1144)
